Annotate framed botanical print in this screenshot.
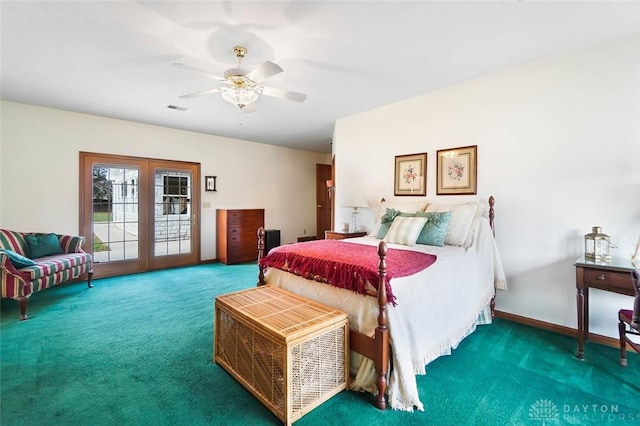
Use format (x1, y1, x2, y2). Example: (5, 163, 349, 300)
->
(394, 153, 427, 196)
(436, 145, 477, 195)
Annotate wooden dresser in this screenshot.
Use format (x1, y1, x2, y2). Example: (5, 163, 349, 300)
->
(216, 209, 265, 264)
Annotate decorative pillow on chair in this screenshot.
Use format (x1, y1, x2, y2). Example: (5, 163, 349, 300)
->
(415, 211, 453, 247)
(25, 233, 64, 258)
(0, 248, 37, 269)
(383, 216, 428, 246)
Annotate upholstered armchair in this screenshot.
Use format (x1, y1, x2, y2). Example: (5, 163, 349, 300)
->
(618, 269, 640, 366)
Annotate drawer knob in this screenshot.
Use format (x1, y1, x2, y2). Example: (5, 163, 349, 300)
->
(597, 274, 606, 280)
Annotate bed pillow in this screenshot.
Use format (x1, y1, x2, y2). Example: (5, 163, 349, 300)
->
(25, 233, 64, 258)
(374, 208, 399, 238)
(383, 216, 428, 246)
(0, 248, 37, 269)
(415, 211, 452, 247)
(369, 200, 428, 237)
(373, 209, 415, 239)
(426, 201, 484, 246)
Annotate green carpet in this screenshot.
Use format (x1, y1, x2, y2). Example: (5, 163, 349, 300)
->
(1, 263, 638, 425)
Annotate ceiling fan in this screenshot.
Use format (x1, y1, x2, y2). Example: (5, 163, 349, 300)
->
(173, 46, 306, 112)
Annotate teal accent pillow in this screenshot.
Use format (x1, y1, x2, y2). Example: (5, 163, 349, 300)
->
(415, 211, 453, 247)
(375, 209, 415, 239)
(0, 248, 37, 269)
(25, 233, 64, 258)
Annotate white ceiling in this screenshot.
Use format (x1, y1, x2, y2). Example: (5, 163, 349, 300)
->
(2, 1, 639, 153)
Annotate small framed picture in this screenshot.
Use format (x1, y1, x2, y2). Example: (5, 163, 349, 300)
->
(436, 145, 477, 195)
(394, 153, 427, 196)
(205, 176, 217, 192)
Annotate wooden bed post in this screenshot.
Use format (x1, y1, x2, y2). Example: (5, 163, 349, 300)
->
(488, 196, 496, 317)
(374, 241, 389, 410)
(257, 227, 266, 286)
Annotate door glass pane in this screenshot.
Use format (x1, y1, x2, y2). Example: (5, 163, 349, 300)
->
(154, 169, 192, 256)
(92, 166, 140, 263)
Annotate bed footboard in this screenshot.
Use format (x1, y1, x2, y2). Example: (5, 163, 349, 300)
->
(256, 226, 391, 409)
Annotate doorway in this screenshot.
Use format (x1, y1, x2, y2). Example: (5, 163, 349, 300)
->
(79, 152, 200, 278)
(316, 163, 332, 238)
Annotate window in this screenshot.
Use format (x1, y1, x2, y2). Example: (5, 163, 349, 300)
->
(163, 175, 189, 215)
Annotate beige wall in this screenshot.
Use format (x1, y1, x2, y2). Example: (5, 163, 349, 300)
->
(332, 35, 640, 338)
(0, 101, 330, 260)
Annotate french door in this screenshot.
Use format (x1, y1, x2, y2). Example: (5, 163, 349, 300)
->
(80, 152, 200, 278)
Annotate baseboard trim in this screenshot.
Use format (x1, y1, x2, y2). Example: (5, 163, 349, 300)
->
(494, 310, 621, 349)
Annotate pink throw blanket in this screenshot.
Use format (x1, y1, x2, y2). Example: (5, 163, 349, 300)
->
(259, 240, 437, 305)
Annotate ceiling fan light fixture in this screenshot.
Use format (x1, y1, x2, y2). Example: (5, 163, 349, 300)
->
(175, 45, 305, 112)
(221, 86, 259, 109)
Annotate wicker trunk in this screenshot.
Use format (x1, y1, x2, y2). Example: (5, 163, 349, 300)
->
(214, 285, 348, 425)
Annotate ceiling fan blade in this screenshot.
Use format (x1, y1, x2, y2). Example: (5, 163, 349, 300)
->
(172, 62, 225, 82)
(245, 61, 283, 83)
(179, 87, 225, 98)
(260, 86, 306, 102)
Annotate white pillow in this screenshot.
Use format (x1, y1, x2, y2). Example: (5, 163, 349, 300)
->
(383, 216, 428, 246)
(426, 201, 484, 246)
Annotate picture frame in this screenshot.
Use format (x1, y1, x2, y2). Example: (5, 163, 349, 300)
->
(394, 153, 427, 196)
(205, 176, 217, 192)
(436, 145, 477, 195)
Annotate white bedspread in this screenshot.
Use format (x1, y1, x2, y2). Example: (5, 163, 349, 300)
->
(263, 217, 506, 411)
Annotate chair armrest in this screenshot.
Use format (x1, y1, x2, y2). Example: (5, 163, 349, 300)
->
(1, 252, 20, 274)
(0, 253, 31, 298)
(57, 235, 87, 254)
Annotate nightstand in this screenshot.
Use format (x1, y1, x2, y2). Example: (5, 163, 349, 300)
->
(574, 256, 636, 360)
(324, 231, 368, 240)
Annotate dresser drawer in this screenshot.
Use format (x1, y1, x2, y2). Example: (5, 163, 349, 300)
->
(227, 211, 264, 227)
(583, 269, 632, 290)
(227, 234, 243, 244)
(227, 226, 242, 235)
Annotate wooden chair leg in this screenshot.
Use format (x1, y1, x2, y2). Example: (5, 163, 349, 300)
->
(87, 269, 94, 288)
(619, 320, 627, 367)
(18, 296, 28, 321)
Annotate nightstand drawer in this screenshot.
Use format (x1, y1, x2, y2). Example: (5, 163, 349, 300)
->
(583, 269, 631, 290)
(325, 231, 368, 240)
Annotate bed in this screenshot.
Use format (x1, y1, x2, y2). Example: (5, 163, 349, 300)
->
(257, 196, 506, 412)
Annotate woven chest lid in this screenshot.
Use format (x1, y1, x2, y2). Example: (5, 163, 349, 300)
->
(216, 285, 347, 341)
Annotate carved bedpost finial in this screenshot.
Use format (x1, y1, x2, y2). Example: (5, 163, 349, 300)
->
(377, 241, 388, 328)
(257, 227, 265, 286)
(488, 196, 495, 236)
